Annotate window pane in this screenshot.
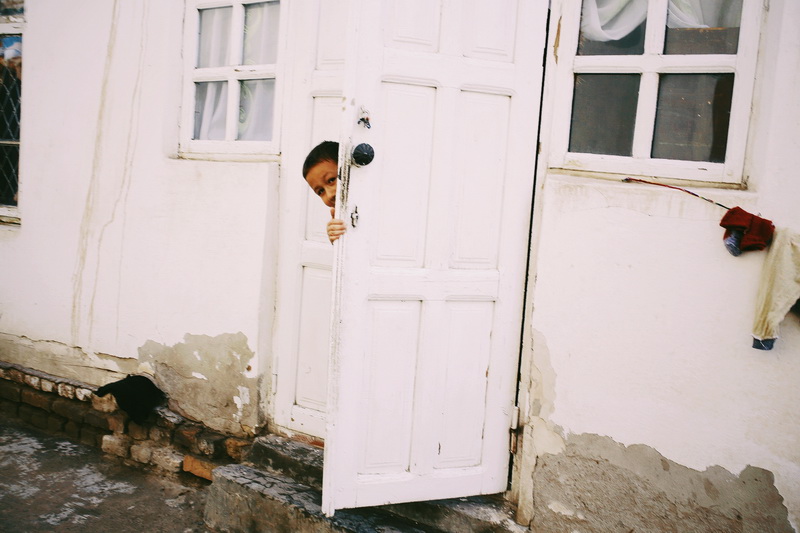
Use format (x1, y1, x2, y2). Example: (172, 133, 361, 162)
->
(243, 2, 280, 65)
(570, 74, 640, 156)
(577, 0, 646, 55)
(0, 0, 23, 16)
(665, 0, 742, 54)
(198, 7, 232, 68)
(0, 35, 21, 141)
(194, 82, 228, 140)
(652, 73, 734, 162)
(0, 33, 20, 206)
(238, 79, 275, 141)
(0, 144, 18, 206)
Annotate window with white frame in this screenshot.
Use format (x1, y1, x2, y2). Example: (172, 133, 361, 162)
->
(0, 0, 22, 212)
(181, 0, 281, 156)
(550, 0, 762, 184)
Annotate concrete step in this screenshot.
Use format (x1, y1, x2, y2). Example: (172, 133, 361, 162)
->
(204, 434, 528, 533)
(205, 464, 436, 532)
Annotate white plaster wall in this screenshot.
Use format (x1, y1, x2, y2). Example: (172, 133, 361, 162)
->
(529, 0, 800, 527)
(0, 1, 277, 376)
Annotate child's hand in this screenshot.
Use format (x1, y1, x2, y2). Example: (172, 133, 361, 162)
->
(328, 207, 346, 243)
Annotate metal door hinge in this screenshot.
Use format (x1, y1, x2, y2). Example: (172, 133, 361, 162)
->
(509, 405, 521, 454)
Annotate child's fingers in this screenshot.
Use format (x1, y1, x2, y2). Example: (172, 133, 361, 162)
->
(327, 218, 347, 243)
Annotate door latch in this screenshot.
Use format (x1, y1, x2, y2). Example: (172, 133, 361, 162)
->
(350, 206, 359, 228)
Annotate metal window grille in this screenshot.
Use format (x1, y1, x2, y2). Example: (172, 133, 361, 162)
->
(0, 32, 20, 206)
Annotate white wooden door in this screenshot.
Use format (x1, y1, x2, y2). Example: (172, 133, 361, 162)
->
(322, 0, 548, 515)
(271, 0, 347, 439)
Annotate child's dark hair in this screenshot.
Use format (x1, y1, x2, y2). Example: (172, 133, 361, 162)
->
(302, 141, 339, 178)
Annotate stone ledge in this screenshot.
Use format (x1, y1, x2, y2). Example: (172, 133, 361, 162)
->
(245, 434, 527, 533)
(206, 464, 433, 533)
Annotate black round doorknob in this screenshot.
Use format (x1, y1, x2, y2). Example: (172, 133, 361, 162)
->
(352, 143, 375, 167)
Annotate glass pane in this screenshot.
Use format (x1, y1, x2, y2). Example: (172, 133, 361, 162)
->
(665, 0, 742, 54)
(194, 82, 228, 140)
(243, 2, 280, 65)
(0, 0, 23, 16)
(652, 73, 734, 162)
(197, 7, 232, 68)
(0, 35, 21, 141)
(570, 74, 640, 156)
(238, 79, 275, 141)
(0, 33, 21, 206)
(577, 0, 646, 55)
(0, 144, 18, 206)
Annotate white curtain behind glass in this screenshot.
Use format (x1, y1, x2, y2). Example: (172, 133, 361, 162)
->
(581, 0, 743, 42)
(238, 2, 280, 140)
(195, 7, 231, 140)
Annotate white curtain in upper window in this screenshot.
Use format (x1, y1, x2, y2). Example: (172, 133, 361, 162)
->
(194, 3, 279, 141)
(237, 2, 280, 141)
(195, 7, 231, 140)
(581, 0, 648, 41)
(243, 2, 280, 65)
(667, 0, 742, 29)
(581, 0, 743, 42)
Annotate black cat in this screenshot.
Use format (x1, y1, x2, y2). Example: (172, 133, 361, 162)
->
(95, 375, 166, 424)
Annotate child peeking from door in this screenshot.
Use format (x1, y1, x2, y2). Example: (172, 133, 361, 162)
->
(303, 141, 346, 243)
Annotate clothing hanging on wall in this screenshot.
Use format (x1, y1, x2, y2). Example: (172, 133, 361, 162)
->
(621, 177, 797, 351)
(751, 228, 800, 350)
(719, 206, 775, 256)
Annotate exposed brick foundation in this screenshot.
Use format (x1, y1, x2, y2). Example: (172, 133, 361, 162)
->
(0, 362, 253, 481)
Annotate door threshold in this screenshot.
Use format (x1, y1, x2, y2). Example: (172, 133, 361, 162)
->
(228, 433, 528, 532)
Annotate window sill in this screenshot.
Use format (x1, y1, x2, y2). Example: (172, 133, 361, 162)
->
(176, 151, 282, 163)
(546, 167, 747, 191)
(0, 206, 20, 226)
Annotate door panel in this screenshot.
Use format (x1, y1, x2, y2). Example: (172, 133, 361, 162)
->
(372, 83, 435, 267)
(323, 0, 548, 514)
(272, 0, 344, 439)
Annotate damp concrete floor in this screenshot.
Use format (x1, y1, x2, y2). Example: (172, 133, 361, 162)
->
(0, 412, 211, 532)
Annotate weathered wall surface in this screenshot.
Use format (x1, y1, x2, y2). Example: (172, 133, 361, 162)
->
(0, 1, 277, 434)
(532, 434, 792, 533)
(139, 333, 259, 437)
(520, 0, 800, 530)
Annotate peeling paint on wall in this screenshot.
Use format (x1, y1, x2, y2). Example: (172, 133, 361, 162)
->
(531, 433, 793, 533)
(138, 332, 258, 437)
(0, 334, 137, 385)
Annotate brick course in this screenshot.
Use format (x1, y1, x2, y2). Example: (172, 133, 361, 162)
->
(47, 414, 67, 433)
(21, 388, 53, 411)
(0, 398, 18, 417)
(51, 397, 88, 423)
(83, 409, 111, 430)
(184, 454, 216, 481)
(0, 362, 254, 482)
(0, 380, 21, 402)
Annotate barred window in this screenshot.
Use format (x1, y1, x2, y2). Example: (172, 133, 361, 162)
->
(0, 0, 22, 209)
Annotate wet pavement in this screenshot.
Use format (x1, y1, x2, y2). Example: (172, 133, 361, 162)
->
(0, 412, 211, 532)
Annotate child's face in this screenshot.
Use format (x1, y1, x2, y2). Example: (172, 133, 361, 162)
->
(305, 160, 338, 208)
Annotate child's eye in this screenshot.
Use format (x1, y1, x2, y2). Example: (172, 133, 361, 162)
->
(316, 189, 323, 196)
(328, 177, 336, 184)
